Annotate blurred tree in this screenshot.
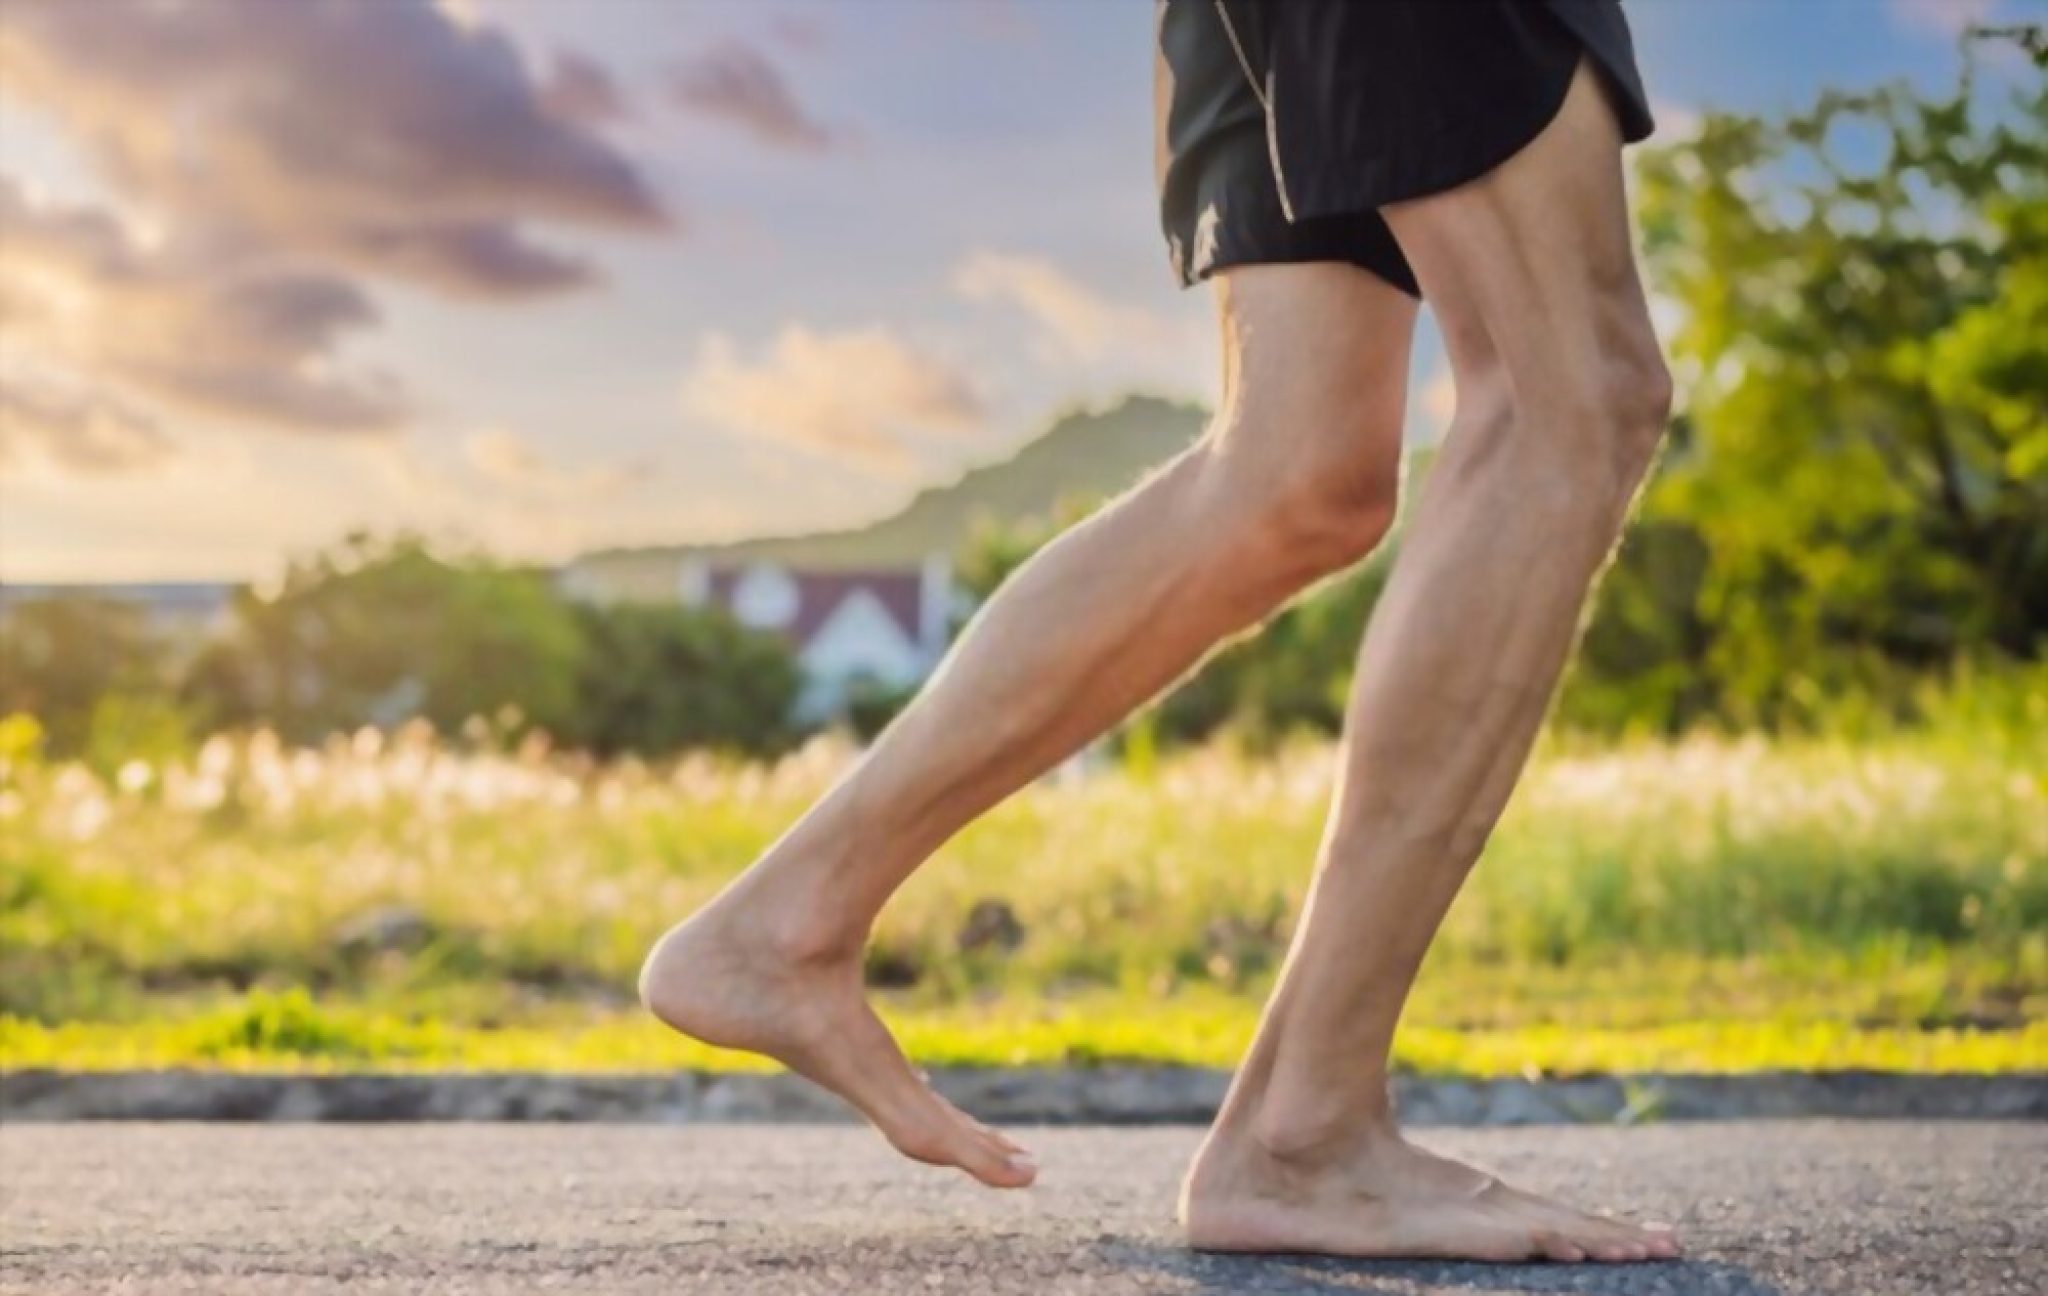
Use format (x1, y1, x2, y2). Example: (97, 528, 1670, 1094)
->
(0, 597, 169, 755)
(185, 533, 585, 743)
(1157, 553, 1396, 747)
(6, 534, 806, 758)
(1556, 519, 1718, 733)
(560, 599, 802, 757)
(1627, 33, 2046, 723)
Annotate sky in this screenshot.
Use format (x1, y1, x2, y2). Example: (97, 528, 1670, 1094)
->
(0, 0, 2032, 582)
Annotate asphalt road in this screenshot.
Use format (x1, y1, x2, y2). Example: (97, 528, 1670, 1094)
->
(1, 1122, 2040, 1295)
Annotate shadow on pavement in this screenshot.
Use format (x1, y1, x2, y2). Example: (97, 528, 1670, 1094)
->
(1094, 1240, 1786, 1295)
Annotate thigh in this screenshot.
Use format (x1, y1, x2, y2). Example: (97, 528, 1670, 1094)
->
(1209, 260, 1419, 496)
(1380, 59, 1658, 400)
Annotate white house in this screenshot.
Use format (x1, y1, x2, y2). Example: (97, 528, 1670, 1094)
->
(677, 555, 957, 722)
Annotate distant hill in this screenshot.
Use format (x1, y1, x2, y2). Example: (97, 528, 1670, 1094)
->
(580, 395, 1206, 576)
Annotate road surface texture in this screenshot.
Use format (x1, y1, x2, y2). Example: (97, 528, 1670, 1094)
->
(2, 1122, 2040, 1295)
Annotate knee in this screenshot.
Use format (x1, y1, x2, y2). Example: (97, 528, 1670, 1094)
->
(1264, 469, 1398, 581)
(1199, 411, 1400, 588)
(1606, 348, 1674, 478)
(1512, 343, 1672, 510)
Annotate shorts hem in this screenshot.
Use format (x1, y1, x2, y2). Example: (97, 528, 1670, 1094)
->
(1281, 51, 1584, 222)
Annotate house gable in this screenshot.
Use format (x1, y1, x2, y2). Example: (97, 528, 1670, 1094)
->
(799, 586, 929, 687)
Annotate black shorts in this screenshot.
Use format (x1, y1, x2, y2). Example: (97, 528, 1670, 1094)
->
(1155, 0, 1656, 297)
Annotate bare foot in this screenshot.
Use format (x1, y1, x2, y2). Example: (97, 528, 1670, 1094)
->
(1180, 1118, 1680, 1263)
(639, 889, 1037, 1189)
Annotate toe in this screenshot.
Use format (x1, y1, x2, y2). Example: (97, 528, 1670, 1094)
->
(903, 1103, 1036, 1188)
(1517, 1194, 1659, 1264)
(1598, 1221, 1664, 1263)
(973, 1118, 1032, 1158)
(957, 1129, 1037, 1188)
(1536, 1234, 1587, 1263)
(1588, 1226, 1650, 1262)
(889, 1118, 1028, 1187)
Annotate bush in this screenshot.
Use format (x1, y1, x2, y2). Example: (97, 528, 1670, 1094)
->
(0, 596, 170, 757)
(175, 533, 804, 758)
(560, 600, 802, 757)
(184, 534, 585, 743)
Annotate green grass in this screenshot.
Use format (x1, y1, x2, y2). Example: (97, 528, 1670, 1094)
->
(4, 988, 2040, 1075)
(1, 692, 2042, 1076)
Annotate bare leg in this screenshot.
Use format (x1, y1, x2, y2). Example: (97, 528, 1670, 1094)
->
(642, 265, 1419, 1187)
(1182, 62, 1681, 1261)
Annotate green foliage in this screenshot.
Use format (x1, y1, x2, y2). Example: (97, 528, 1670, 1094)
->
(1625, 42, 2046, 723)
(1, 710, 2037, 1021)
(1158, 554, 1394, 746)
(161, 533, 799, 757)
(193, 987, 397, 1060)
(184, 533, 585, 742)
(841, 677, 921, 742)
(1555, 521, 1718, 733)
(0, 714, 44, 765)
(2, 534, 807, 759)
(80, 692, 195, 780)
(559, 600, 801, 757)
(0, 717, 2039, 1073)
(0, 597, 172, 756)
(3, 998, 2039, 1076)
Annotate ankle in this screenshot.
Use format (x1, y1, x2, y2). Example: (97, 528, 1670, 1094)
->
(737, 783, 915, 966)
(722, 869, 871, 967)
(1244, 1075, 1398, 1165)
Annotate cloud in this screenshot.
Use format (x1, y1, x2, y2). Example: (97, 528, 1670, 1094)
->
(335, 221, 598, 300)
(681, 325, 984, 468)
(0, 378, 171, 477)
(954, 252, 1176, 364)
(949, 249, 1211, 400)
(540, 50, 631, 127)
(0, 0, 670, 299)
(463, 429, 640, 499)
(769, 14, 830, 54)
(0, 179, 405, 439)
(668, 40, 836, 152)
(0, 0, 677, 470)
(1888, 0, 2001, 37)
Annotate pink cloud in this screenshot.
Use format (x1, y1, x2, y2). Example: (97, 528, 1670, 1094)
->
(0, 0, 671, 298)
(0, 178, 405, 447)
(540, 49, 632, 127)
(669, 40, 836, 153)
(682, 325, 983, 470)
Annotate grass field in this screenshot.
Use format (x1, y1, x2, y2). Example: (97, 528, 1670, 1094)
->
(2, 687, 2043, 1076)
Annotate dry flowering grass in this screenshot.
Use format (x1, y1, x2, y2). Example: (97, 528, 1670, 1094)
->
(1, 711, 2041, 1072)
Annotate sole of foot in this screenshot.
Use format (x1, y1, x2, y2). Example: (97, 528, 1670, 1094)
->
(639, 900, 1037, 1190)
(1180, 1125, 1681, 1263)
